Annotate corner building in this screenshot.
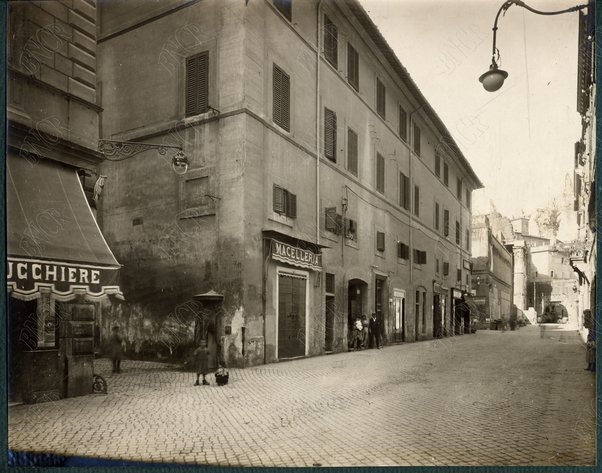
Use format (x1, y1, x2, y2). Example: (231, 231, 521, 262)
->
(98, 0, 483, 367)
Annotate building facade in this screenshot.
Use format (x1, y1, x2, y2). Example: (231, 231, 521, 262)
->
(570, 2, 596, 339)
(7, 0, 123, 403)
(470, 215, 513, 328)
(96, 0, 482, 367)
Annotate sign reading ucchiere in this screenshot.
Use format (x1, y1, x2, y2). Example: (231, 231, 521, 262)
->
(270, 240, 322, 272)
(7, 257, 121, 300)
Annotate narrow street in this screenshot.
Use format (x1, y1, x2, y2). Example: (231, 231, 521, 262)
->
(9, 325, 595, 467)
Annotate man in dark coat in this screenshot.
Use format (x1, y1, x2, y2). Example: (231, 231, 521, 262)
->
(109, 326, 125, 373)
(368, 312, 382, 349)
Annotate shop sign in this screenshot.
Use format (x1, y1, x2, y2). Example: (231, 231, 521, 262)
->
(271, 240, 322, 272)
(470, 297, 486, 304)
(463, 259, 472, 270)
(7, 257, 121, 299)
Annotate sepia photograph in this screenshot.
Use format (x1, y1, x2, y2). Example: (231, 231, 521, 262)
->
(6, 0, 597, 467)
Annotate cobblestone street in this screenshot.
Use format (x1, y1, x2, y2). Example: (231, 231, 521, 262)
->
(9, 325, 596, 467)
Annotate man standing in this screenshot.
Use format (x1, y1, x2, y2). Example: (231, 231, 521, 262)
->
(109, 326, 125, 373)
(368, 312, 382, 349)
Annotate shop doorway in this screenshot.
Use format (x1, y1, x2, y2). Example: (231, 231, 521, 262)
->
(325, 296, 335, 352)
(278, 272, 307, 359)
(433, 294, 442, 338)
(347, 279, 367, 333)
(392, 290, 406, 342)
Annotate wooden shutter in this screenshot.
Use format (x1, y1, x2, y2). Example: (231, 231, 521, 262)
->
(324, 108, 337, 161)
(376, 231, 385, 252)
(273, 64, 290, 131)
(324, 15, 338, 68)
(273, 185, 285, 214)
(376, 153, 384, 193)
(400, 172, 409, 209)
(444, 209, 449, 236)
(414, 185, 420, 216)
(413, 124, 421, 155)
(444, 162, 449, 186)
(443, 262, 449, 276)
(325, 207, 341, 234)
(287, 192, 297, 218)
(185, 52, 209, 117)
(399, 106, 407, 141)
(435, 153, 440, 177)
(457, 177, 462, 199)
(377, 78, 385, 118)
(456, 221, 460, 244)
(435, 202, 440, 230)
(347, 128, 358, 175)
(274, 0, 292, 21)
(347, 43, 359, 90)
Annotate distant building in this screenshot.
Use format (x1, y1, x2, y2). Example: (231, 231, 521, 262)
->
(469, 216, 513, 328)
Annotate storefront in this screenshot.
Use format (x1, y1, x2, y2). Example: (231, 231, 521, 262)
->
(263, 232, 323, 362)
(7, 154, 122, 403)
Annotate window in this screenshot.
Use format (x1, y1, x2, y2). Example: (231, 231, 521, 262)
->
(465, 188, 471, 209)
(376, 153, 385, 193)
(347, 128, 358, 175)
(324, 15, 338, 68)
(456, 177, 462, 199)
(376, 231, 385, 252)
(413, 124, 421, 155)
(436, 258, 440, 273)
(443, 262, 449, 276)
(325, 273, 335, 293)
(185, 51, 209, 117)
(443, 162, 449, 186)
(414, 185, 420, 217)
(344, 217, 357, 241)
(347, 43, 359, 90)
(273, 0, 292, 20)
(376, 77, 386, 118)
(325, 207, 342, 234)
(457, 268, 462, 283)
(455, 220, 461, 245)
(273, 64, 290, 131)
(399, 172, 409, 210)
(397, 242, 409, 260)
(413, 249, 427, 265)
(324, 108, 337, 162)
(435, 153, 441, 177)
(465, 229, 470, 250)
(551, 270, 555, 278)
(273, 185, 296, 218)
(435, 202, 440, 231)
(399, 106, 407, 141)
(444, 209, 450, 236)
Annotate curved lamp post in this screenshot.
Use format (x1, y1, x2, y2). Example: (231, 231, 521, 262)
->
(98, 139, 190, 175)
(479, 0, 589, 92)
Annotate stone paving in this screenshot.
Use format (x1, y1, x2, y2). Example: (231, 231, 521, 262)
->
(8, 325, 596, 467)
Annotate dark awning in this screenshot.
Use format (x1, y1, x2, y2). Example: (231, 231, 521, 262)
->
(7, 154, 122, 301)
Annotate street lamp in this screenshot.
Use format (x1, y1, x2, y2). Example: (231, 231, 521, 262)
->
(479, 0, 589, 92)
(98, 139, 190, 175)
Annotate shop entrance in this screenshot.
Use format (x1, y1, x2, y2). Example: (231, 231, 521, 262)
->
(392, 290, 406, 342)
(325, 296, 335, 352)
(347, 279, 367, 336)
(8, 298, 37, 403)
(433, 294, 442, 338)
(278, 273, 307, 359)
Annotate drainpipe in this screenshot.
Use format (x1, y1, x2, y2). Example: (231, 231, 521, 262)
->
(316, 1, 322, 247)
(408, 104, 424, 340)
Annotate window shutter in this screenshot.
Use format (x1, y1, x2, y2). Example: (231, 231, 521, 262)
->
(185, 52, 209, 117)
(443, 262, 449, 276)
(347, 43, 359, 90)
(325, 207, 341, 234)
(324, 15, 338, 68)
(274, 0, 292, 21)
(287, 192, 297, 218)
(347, 128, 358, 175)
(273, 64, 290, 131)
(457, 269, 462, 282)
(377, 231, 385, 252)
(414, 185, 420, 216)
(324, 108, 337, 161)
(444, 210, 450, 236)
(456, 220, 461, 244)
(376, 78, 386, 118)
(435, 202, 440, 230)
(457, 178, 462, 199)
(444, 162, 449, 186)
(273, 186, 285, 214)
(399, 107, 407, 141)
(413, 124, 421, 155)
(435, 153, 441, 177)
(376, 153, 385, 193)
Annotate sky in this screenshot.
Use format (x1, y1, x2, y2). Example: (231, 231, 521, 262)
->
(359, 0, 583, 218)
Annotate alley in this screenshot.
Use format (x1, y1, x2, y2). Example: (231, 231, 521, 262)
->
(9, 325, 595, 467)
